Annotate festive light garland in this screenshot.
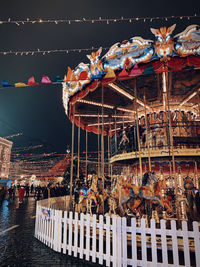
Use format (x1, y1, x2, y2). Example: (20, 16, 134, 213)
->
(0, 14, 199, 26)
(0, 47, 110, 56)
(3, 132, 23, 139)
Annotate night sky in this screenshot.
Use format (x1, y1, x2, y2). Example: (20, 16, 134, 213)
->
(0, 0, 199, 154)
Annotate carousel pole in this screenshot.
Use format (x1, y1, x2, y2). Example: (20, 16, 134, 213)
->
(195, 161, 198, 189)
(134, 79, 143, 180)
(108, 122, 111, 177)
(144, 93, 151, 172)
(85, 130, 88, 182)
(114, 110, 117, 154)
(101, 85, 105, 214)
(98, 114, 100, 178)
(70, 104, 75, 204)
(77, 114, 81, 180)
(163, 71, 181, 224)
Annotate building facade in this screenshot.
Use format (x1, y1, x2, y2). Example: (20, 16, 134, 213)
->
(0, 137, 13, 179)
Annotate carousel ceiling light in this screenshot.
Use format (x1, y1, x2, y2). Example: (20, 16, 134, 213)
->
(74, 114, 109, 117)
(108, 83, 134, 100)
(77, 99, 114, 109)
(108, 83, 150, 109)
(179, 91, 198, 106)
(136, 99, 151, 109)
(88, 119, 135, 127)
(117, 107, 135, 113)
(111, 127, 121, 132)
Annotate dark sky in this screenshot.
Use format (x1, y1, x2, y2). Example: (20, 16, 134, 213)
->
(0, 0, 199, 154)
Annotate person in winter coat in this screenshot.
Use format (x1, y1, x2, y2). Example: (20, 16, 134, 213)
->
(19, 186, 25, 203)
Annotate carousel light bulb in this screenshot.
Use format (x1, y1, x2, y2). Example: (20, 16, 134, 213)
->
(108, 83, 134, 100)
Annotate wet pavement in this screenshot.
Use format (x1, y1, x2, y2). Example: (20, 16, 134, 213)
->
(0, 197, 100, 267)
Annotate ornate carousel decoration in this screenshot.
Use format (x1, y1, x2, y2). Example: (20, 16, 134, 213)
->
(62, 24, 200, 222)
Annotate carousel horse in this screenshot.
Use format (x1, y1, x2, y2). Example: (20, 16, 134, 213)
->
(76, 175, 99, 213)
(109, 175, 140, 216)
(76, 186, 89, 213)
(111, 173, 173, 217)
(86, 174, 102, 214)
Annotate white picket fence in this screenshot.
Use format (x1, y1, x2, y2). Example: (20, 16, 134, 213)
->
(35, 200, 200, 267)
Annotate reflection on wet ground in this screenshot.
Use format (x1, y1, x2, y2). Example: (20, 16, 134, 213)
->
(0, 197, 100, 267)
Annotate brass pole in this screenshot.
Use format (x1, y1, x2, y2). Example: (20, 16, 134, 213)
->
(195, 161, 198, 189)
(114, 110, 117, 154)
(101, 85, 105, 214)
(77, 114, 80, 179)
(98, 114, 100, 178)
(164, 71, 181, 224)
(70, 105, 75, 203)
(134, 79, 143, 179)
(108, 125, 111, 177)
(144, 93, 151, 172)
(85, 130, 88, 181)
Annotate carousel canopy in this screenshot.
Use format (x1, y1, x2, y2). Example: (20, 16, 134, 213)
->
(62, 24, 200, 135)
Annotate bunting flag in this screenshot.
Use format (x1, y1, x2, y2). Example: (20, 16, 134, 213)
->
(14, 82, 27, 87)
(1, 80, 12, 87)
(129, 64, 143, 76)
(117, 67, 129, 80)
(28, 76, 39, 86)
(66, 67, 77, 81)
(0, 75, 63, 90)
(53, 75, 63, 83)
(41, 75, 52, 84)
(102, 67, 116, 84)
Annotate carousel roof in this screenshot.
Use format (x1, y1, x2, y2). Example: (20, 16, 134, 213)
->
(62, 24, 200, 135)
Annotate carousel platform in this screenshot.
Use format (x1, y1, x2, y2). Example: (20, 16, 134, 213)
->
(110, 147, 200, 163)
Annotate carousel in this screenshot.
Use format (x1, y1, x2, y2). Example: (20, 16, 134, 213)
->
(62, 24, 200, 223)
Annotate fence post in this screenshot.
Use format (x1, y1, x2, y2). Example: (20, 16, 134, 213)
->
(79, 213, 84, 259)
(106, 215, 111, 266)
(99, 215, 104, 265)
(160, 219, 168, 266)
(112, 216, 117, 267)
(86, 213, 90, 261)
(141, 218, 147, 266)
(182, 220, 191, 267)
(117, 217, 122, 267)
(68, 211, 73, 255)
(74, 212, 78, 257)
(57, 210, 62, 253)
(193, 221, 200, 267)
(92, 214, 97, 263)
(63, 211, 68, 254)
(150, 219, 157, 265)
(171, 220, 179, 266)
(122, 217, 127, 267)
(131, 217, 137, 267)
(34, 203, 39, 238)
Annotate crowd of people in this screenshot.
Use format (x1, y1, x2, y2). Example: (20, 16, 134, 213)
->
(34, 184, 68, 200)
(0, 183, 68, 204)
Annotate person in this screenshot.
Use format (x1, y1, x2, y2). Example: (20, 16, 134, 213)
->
(25, 184, 29, 197)
(8, 186, 13, 200)
(18, 186, 25, 203)
(30, 184, 34, 194)
(42, 186, 48, 199)
(36, 185, 41, 200)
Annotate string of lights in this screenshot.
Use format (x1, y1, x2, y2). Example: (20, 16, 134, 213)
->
(0, 39, 199, 57)
(0, 14, 199, 26)
(3, 132, 23, 139)
(0, 47, 109, 56)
